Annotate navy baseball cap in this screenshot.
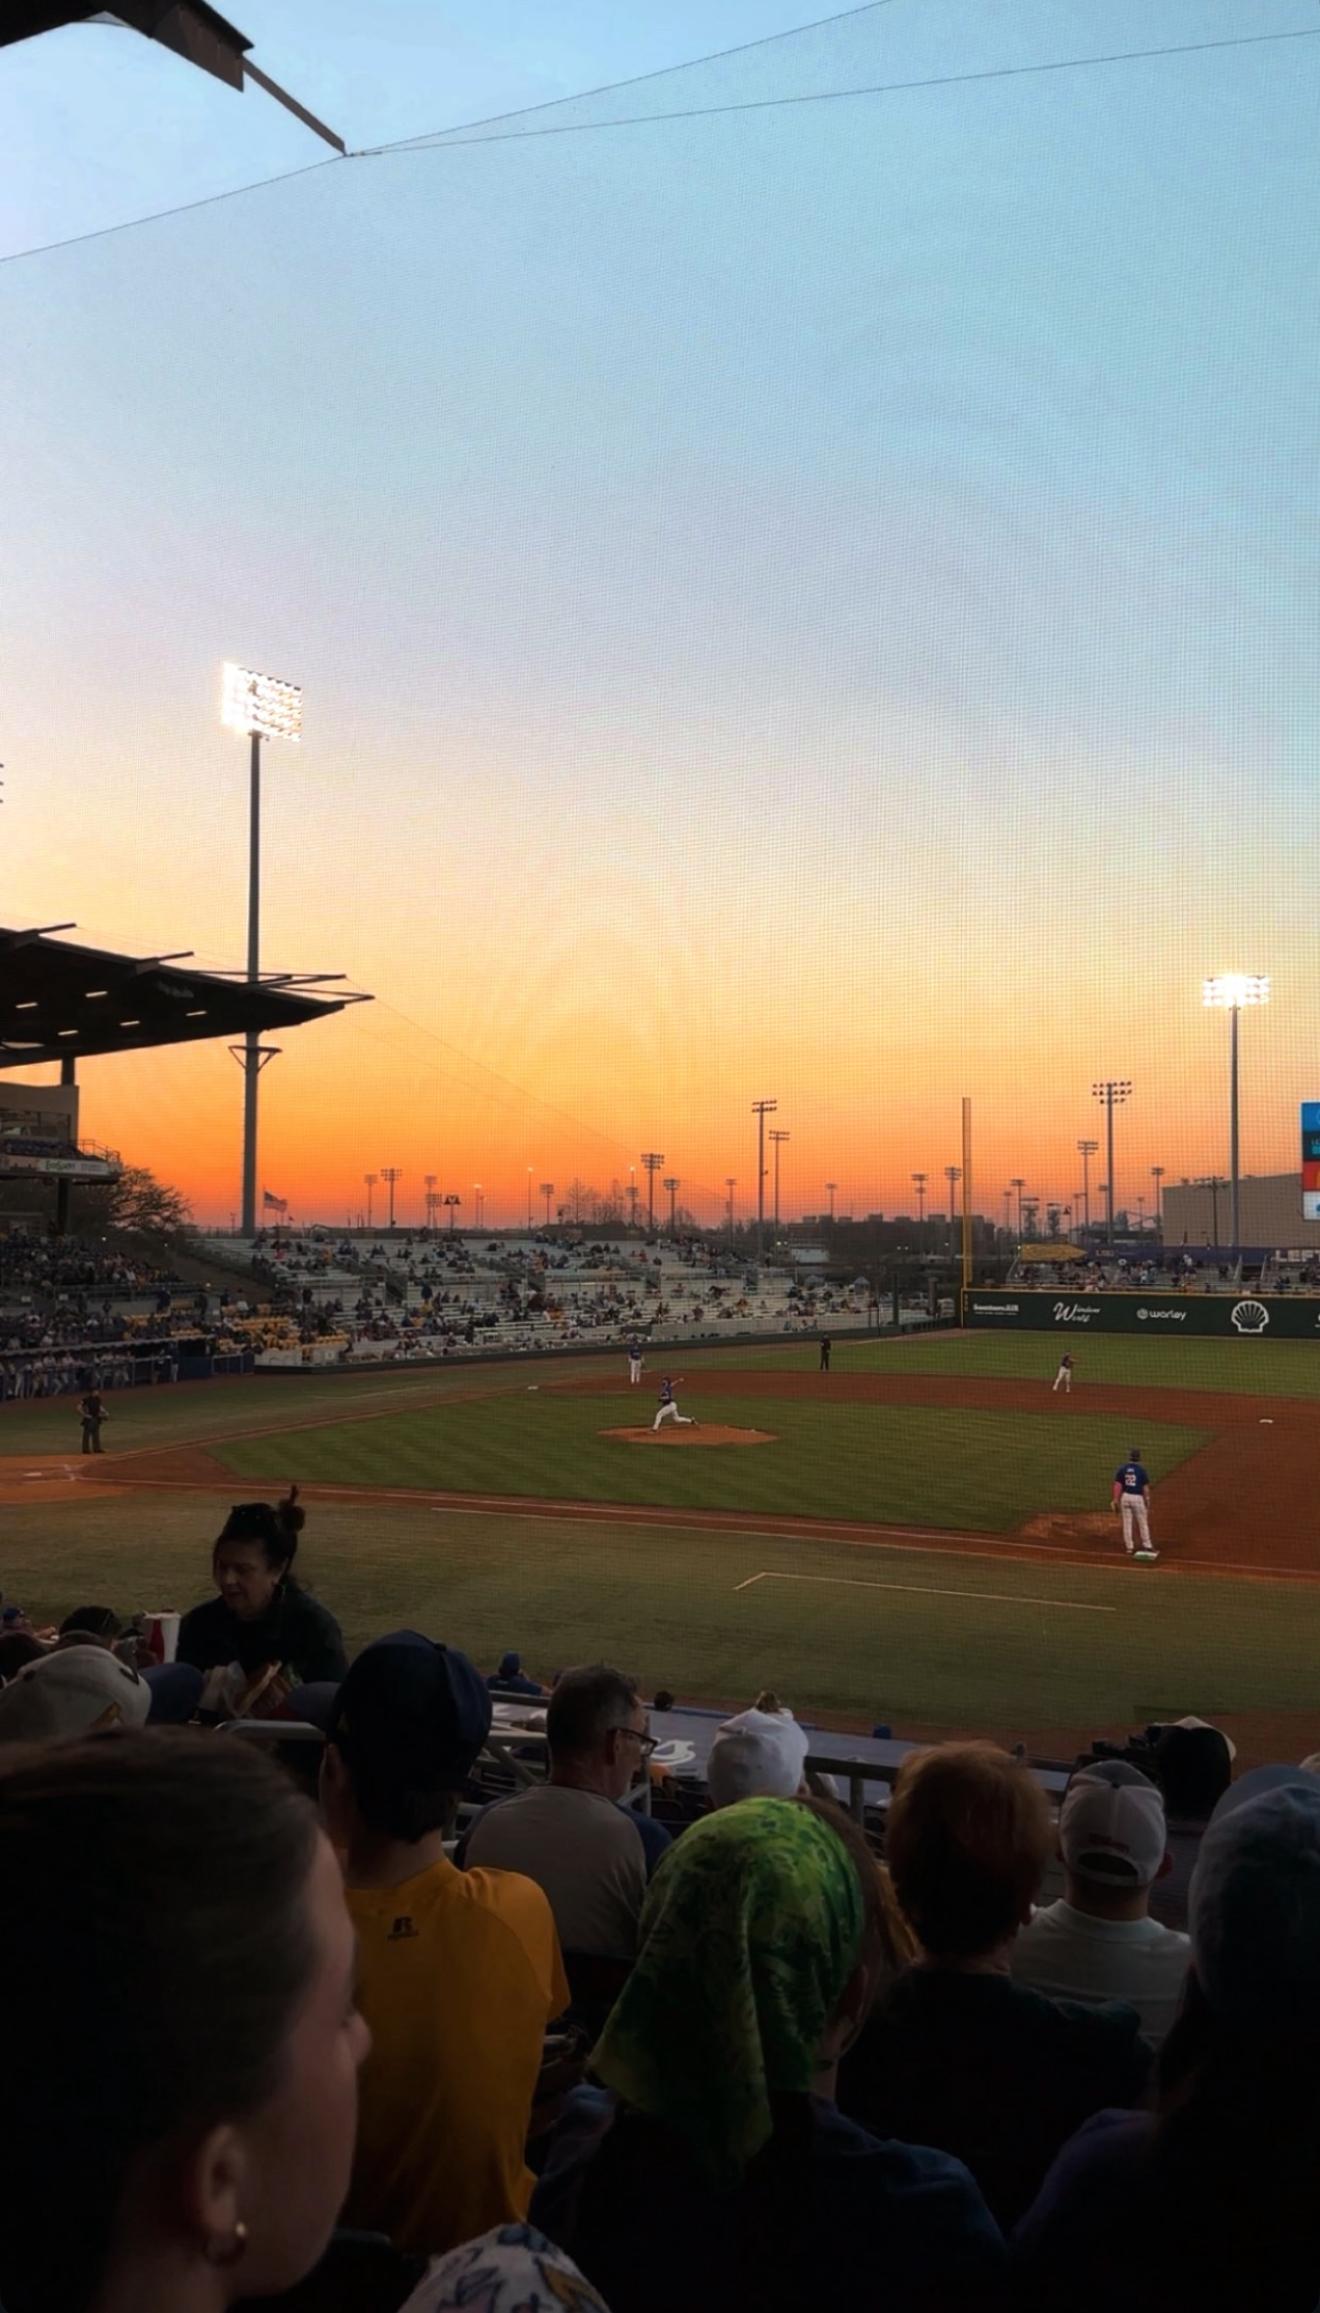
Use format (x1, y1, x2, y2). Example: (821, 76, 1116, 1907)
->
(328, 1630, 491, 1791)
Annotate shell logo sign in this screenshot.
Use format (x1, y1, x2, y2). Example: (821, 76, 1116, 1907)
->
(1230, 1300, 1270, 1334)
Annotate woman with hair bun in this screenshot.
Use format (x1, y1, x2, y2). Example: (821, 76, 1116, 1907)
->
(178, 1486, 347, 1692)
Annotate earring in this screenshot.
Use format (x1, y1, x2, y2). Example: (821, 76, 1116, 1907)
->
(203, 2220, 249, 2269)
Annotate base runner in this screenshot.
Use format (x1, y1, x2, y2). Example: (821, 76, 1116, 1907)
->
(652, 1376, 695, 1432)
(1113, 1448, 1159, 1562)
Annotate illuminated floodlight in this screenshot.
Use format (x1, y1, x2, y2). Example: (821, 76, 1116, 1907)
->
(221, 662, 303, 742)
(1203, 973, 1269, 1010)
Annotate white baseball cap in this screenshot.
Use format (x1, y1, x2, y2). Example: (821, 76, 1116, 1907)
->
(707, 1705, 809, 1808)
(0, 1647, 151, 1744)
(1061, 1760, 1168, 1887)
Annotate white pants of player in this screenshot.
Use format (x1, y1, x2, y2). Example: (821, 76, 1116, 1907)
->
(628, 1358, 642, 1385)
(1120, 1494, 1152, 1551)
(1052, 1369, 1071, 1393)
(653, 1401, 693, 1430)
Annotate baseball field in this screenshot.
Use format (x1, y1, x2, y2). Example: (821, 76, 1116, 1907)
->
(4, 1329, 1320, 1762)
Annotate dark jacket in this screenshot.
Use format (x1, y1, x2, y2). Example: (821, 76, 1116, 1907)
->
(177, 1580, 347, 1683)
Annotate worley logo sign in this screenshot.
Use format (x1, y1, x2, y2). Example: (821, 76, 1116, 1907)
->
(1137, 1307, 1186, 1323)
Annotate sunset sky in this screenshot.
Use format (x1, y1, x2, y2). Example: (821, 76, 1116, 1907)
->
(2, 1, 1317, 1227)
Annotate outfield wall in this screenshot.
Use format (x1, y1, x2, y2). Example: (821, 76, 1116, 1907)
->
(962, 1289, 1320, 1339)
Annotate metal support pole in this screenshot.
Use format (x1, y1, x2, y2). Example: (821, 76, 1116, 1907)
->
(241, 729, 262, 1236)
(1229, 1004, 1240, 1255)
(1106, 1096, 1115, 1245)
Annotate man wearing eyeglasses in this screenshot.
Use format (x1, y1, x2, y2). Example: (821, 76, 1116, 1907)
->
(460, 1663, 670, 1958)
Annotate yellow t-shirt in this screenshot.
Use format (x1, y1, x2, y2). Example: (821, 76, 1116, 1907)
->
(343, 1855, 569, 2256)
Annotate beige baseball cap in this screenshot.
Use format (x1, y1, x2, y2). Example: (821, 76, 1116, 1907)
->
(0, 1647, 151, 1744)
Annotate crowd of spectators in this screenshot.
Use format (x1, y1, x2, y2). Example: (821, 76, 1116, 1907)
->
(1, 1492, 1317, 2311)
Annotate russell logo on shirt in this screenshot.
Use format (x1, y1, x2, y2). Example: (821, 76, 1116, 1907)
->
(386, 1915, 419, 1941)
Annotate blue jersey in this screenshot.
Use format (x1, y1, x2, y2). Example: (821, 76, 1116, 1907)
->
(657, 1378, 675, 1406)
(1115, 1462, 1150, 1496)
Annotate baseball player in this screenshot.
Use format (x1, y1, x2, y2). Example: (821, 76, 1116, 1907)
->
(626, 1338, 644, 1386)
(1112, 1448, 1159, 1561)
(1052, 1352, 1075, 1395)
(652, 1375, 695, 1432)
(819, 1333, 832, 1373)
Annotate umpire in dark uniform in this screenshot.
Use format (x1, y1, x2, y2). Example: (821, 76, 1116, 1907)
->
(79, 1388, 107, 1455)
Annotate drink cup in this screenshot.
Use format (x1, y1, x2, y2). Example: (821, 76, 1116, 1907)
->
(143, 1611, 181, 1665)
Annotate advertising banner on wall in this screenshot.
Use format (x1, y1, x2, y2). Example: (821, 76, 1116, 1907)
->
(962, 1289, 1320, 1339)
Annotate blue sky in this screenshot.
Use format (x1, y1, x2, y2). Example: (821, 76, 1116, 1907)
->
(2, 3, 1317, 1222)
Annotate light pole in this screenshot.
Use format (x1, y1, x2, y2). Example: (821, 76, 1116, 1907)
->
(1203, 975, 1269, 1255)
(1091, 1082, 1131, 1245)
(1196, 1175, 1226, 1248)
(1076, 1139, 1099, 1234)
(424, 1173, 438, 1231)
(474, 1184, 484, 1232)
(443, 1193, 461, 1233)
(380, 1166, 403, 1229)
(825, 1181, 837, 1223)
(540, 1181, 554, 1227)
(1151, 1165, 1165, 1236)
(641, 1152, 665, 1235)
(769, 1129, 790, 1229)
(912, 1173, 927, 1227)
(944, 1165, 961, 1257)
(751, 1100, 778, 1261)
(663, 1175, 680, 1233)
(1010, 1178, 1026, 1237)
(725, 1177, 737, 1241)
(363, 1172, 378, 1230)
(1002, 1187, 1012, 1233)
(222, 661, 302, 1236)
(627, 1167, 638, 1232)
(526, 1168, 534, 1230)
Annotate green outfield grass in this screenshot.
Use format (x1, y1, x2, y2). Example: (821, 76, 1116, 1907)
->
(3, 1490, 1318, 1745)
(213, 1390, 1208, 1533)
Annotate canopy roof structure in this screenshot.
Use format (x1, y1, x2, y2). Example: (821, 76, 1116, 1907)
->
(0, 923, 369, 1071)
(4, 4, 345, 150)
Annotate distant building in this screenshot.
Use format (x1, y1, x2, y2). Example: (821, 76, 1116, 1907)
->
(1161, 1173, 1320, 1250)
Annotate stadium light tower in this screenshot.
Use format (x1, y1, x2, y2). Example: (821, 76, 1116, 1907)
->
(944, 1165, 961, 1257)
(1091, 1082, 1132, 1245)
(769, 1129, 790, 1229)
(540, 1180, 555, 1227)
(1151, 1164, 1165, 1234)
(825, 1180, 837, 1222)
(725, 1176, 737, 1240)
(911, 1172, 927, 1226)
(363, 1172, 377, 1230)
(641, 1152, 665, 1235)
(424, 1173, 438, 1231)
(443, 1192, 461, 1233)
(222, 661, 302, 1236)
(1010, 1177, 1026, 1237)
(1076, 1139, 1099, 1234)
(1203, 975, 1269, 1255)
(663, 1175, 681, 1234)
(379, 1166, 403, 1229)
(751, 1100, 778, 1261)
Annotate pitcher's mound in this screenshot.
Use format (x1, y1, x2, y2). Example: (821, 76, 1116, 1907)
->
(602, 1424, 776, 1448)
(1018, 1510, 1119, 1551)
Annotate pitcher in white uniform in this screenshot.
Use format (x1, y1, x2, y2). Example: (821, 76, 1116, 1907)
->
(1112, 1449, 1158, 1561)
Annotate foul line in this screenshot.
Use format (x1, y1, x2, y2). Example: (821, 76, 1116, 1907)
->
(735, 1570, 1115, 1613)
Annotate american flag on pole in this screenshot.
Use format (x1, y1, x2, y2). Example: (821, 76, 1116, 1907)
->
(262, 1189, 288, 1212)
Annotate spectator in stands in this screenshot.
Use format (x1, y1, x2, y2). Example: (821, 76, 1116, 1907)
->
(1147, 1717, 1234, 1931)
(177, 1486, 347, 1694)
(0, 1731, 371, 2313)
(1015, 1769, 1320, 2312)
(487, 1648, 546, 1698)
(56, 1602, 123, 1646)
(1011, 1761, 1189, 2044)
(706, 1697, 810, 1808)
(321, 1631, 568, 2256)
(534, 1796, 1004, 2310)
(0, 1643, 150, 1741)
(839, 1742, 1149, 2228)
(461, 1663, 669, 1959)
